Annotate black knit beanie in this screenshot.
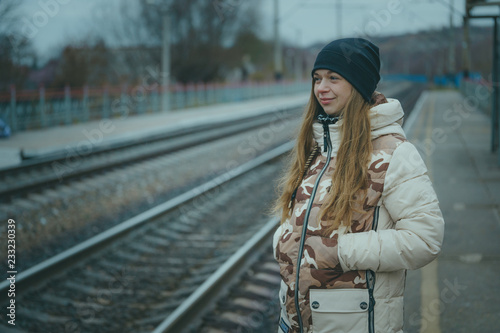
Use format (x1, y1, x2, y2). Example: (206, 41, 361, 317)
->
(311, 38, 381, 102)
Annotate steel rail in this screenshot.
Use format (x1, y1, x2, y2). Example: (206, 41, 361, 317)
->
(151, 217, 279, 333)
(0, 108, 300, 203)
(0, 141, 294, 302)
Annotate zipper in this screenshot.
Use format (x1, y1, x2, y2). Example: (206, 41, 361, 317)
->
(292, 114, 378, 332)
(294, 117, 335, 332)
(371, 205, 380, 231)
(367, 205, 380, 333)
(367, 269, 376, 333)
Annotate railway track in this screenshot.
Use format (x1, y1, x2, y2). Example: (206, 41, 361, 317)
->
(0, 143, 292, 333)
(0, 107, 301, 204)
(181, 246, 281, 333)
(0, 84, 425, 332)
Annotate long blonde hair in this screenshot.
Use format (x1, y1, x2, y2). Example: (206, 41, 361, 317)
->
(272, 79, 373, 234)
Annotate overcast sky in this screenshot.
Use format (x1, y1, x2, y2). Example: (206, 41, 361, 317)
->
(14, 0, 498, 63)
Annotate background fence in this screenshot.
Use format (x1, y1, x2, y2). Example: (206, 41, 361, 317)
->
(0, 80, 310, 132)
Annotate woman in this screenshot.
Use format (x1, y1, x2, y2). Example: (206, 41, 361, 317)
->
(272, 38, 444, 333)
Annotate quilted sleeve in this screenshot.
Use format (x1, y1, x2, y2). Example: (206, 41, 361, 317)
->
(337, 142, 445, 272)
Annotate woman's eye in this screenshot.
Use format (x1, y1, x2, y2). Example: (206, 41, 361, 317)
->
(314, 77, 321, 83)
(330, 76, 338, 80)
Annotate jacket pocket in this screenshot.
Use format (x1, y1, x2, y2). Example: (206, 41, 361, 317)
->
(278, 280, 292, 333)
(310, 288, 369, 333)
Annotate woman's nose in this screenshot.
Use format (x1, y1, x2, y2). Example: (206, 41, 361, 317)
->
(317, 79, 329, 92)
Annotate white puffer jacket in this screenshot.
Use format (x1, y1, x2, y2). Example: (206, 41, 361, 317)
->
(338, 99, 444, 332)
(274, 98, 445, 333)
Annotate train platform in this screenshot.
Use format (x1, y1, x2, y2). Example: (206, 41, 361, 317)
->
(0, 93, 309, 169)
(402, 89, 500, 332)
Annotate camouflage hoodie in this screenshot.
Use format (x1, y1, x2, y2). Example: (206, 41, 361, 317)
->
(273, 98, 444, 333)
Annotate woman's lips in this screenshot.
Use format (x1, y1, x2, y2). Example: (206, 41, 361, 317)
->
(320, 98, 334, 105)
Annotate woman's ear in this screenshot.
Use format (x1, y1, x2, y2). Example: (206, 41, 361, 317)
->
(370, 91, 388, 106)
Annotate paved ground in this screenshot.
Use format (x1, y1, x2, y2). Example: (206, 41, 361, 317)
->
(403, 89, 500, 333)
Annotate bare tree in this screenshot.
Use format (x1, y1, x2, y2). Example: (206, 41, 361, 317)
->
(87, 0, 264, 85)
(0, 0, 34, 90)
(133, 0, 262, 83)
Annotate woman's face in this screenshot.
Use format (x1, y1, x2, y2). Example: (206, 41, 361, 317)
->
(313, 69, 353, 116)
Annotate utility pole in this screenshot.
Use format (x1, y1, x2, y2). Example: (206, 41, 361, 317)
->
(448, 0, 455, 76)
(162, 13, 171, 112)
(463, 1, 471, 78)
(295, 29, 302, 81)
(274, 0, 283, 80)
(337, 0, 342, 38)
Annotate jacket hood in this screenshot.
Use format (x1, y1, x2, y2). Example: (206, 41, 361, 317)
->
(370, 98, 405, 134)
(313, 98, 406, 155)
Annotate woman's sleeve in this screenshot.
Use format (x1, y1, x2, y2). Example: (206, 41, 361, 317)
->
(337, 141, 445, 272)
